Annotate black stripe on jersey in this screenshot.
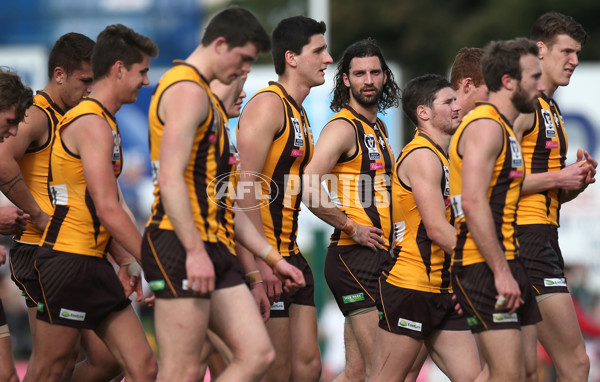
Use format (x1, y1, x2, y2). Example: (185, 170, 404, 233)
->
(440, 251, 452, 291)
(37, 90, 65, 116)
(194, 115, 213, 237)
(42, 205, 69, 248)
(25, 105, 54, 154)
(85, 188, 101, 246)
(214, 112, 233, 241)
(356, 119, 383, 230)
(416, 221, 433, 281)
(268, 100, 302, 254)
(490, 130, 512, 252)
(453, 221, 468, 264)
(531, 98, 553, 218)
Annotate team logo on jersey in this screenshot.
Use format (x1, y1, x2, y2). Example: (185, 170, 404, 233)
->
(394, 221, 406, 242)
(541, 109, 557, 138)
(443, 166, 450, 197)
(49, 184, 68, 206)
(508, 136, 523, 168)
(291, 118, 304, 147)
(364, 134, 381, 160)
(450, 195, 464, 218)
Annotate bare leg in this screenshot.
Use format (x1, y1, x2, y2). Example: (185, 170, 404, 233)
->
(289, 304, 321, 381)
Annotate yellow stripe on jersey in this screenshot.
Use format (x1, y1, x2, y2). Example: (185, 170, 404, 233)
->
(517, 94, 567, 226)
(386, 131, 452, 293)
(16, 91, 63, 244)
(449, 102, 524, 266)
(41, 98, 122, 258)
(239, 82, 314, 256)
(326, 105, 394, 250)
(146, 61, 238, 254)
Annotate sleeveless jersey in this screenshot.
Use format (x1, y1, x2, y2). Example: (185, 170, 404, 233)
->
(326, 105, 394, 250)
(239, 82, 313, 256)
(146, 61, 238, 254)
(41, 98, 122, 258)
(386, 131, 452, 293)
(16, 91, 64, 244)
(516, 94, 567, 227)
(449, 102, 524, 266)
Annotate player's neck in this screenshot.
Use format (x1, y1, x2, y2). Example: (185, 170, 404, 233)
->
(277, 75, 311, 107)
(88, 82, 122, 116)
(42, 83, 68, 112)
(185, 46, 218, 84)
(348, 99, 377, 123)
(419, 124, 452, 152)
(488, 92, 519, 125)
(541, 73, 559, 99)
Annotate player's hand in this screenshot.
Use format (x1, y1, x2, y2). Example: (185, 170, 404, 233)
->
(250, 282, 271, 322)
(0, 246, 6, 265)
(0, 207, 29, 235)
(257, 259, 282, 304)
(273, 260, 305, 295)
(145, 295, 156, 308)
(558, 151, 589, 191)
(351, 223, 385, 251)
(493, 269, 523, 315)
(117, 264, 143, 302)
(451, 294, 463, 315)
(31, 211, 50, 232)
(583, 150, 597, 185)
(186, 248, 215, 295)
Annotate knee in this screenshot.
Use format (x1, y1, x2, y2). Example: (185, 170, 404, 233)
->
(570, 351, 590, 378)
(237, 341, 275, 377)
(129, 353, 158, 381)
(295, 354, 322, 381)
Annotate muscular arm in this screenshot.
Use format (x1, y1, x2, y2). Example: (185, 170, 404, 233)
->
(0, 106, 50, 230)
(63, 115, 142, 259)
(303, 119, 384, 249)
(399, 149, 455, 254)
(158, 82, 214, 294)
(459, 120, 521, 313)
(514, 112, 590, 197)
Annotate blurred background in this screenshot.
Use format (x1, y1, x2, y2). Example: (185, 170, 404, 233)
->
(1, 0, 600, 380)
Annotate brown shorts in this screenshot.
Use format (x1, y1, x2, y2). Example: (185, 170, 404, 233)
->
(269, 252, 315, 318)
(325, 244, 393, 317)
(10, 242, 42, 308)
(517, 224, 569, 295)
(35, 247, 131, 330)
(141, 227, 244, 298)
(378, 279, 468, 339)
(452, 259, 542, 333)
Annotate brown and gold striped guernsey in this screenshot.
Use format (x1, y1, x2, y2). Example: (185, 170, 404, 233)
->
(326, 105, 394, 250)
(517, 94, 567, 226)
(238, 82, 313, 257)
(41, 98, 122, 257)
(386, 131, 452, 293)
(15, 91, 64, 244)
(146, 61, 238, 254)
(449, 102, 524, 266)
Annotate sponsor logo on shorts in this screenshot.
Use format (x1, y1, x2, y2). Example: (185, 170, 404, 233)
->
(149, 280, 166, 291)
(271, 301, 285, 311)
(397, 318, 422, 332)
(59, 308, 86, 322)
(466, 316, 479, 327)
(492, 312, 518, 323)
(379, 311, 384, 321)
(544, 278, 567, 287)
(342, 293, 365, 304)
(182, 279, 189, 291)
(37, 302, 45, 313)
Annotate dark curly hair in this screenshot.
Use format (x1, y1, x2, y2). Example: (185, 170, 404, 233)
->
(0, 68, 34, 123)
(330, 38, 400, 114)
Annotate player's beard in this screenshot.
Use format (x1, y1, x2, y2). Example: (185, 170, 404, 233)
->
(351, 84, 383, 108)
(512, 82, 537, 113)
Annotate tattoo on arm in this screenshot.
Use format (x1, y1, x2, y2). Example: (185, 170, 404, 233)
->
(0, 173, 24, 196)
